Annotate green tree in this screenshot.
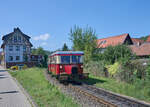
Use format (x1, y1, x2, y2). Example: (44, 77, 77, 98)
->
(31, 47, 50, 67)
(69, 25, 97, 62)
(102, 45, 133, 64)
(62, 43, 69, 51)
(139, 36, 149, 41)
(32, 47, 46, 55)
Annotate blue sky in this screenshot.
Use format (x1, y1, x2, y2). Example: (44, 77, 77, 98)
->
(0, 0, 150, 51)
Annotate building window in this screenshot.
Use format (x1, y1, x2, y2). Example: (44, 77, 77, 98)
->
(18, 36, 21, 42)
(16, 46, 20, 51)
(14, 36, 17, 42)
(9, 56, 13, 61)
(23, 46, 26, 52)
(16, 56, 20, 61)
(23, 38, 26, 42)
(9, 45, 13, 51)
(9, 38, 13, 43)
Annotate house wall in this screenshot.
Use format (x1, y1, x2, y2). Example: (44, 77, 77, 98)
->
(5, 45, 24, 62)
(2, 29, 31, 64)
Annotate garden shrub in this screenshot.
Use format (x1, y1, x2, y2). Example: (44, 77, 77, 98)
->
(115, 60, 148, 83)
(105, 62, 120, 77)
(84, 60, 106, 77)
(102, 45, 133, 64)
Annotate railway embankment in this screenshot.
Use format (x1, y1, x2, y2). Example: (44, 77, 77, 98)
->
(45, 69, 150, 107)
(9, 67, 79, 107)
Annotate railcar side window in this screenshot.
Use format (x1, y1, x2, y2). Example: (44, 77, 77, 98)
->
(78, 56, 81, 63)
(61, 56, 70, 64)
(72, 56, 78, 63)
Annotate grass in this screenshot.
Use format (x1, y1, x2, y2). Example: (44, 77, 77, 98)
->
(9, 67, 79, 107)
(83, 74, 150, 103)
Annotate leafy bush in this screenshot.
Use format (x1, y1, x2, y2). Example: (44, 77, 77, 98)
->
(115, 60, 147, 83)
(105, 62, 120, 77)
(146, 60, 150, 79)
(84, 60, 106, 77)
(102, 45, 133, 64)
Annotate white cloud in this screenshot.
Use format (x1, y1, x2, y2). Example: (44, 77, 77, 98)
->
(40, 42, 47, 46)
(33, 33, 50, 41)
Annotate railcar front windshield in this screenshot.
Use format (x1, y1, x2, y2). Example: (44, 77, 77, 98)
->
(61, 56, 70, 64)
(60, 55, 83, 64)
(72, 56, 83, 63)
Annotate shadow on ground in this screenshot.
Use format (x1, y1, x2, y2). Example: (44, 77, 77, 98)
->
(68, 77, 106, 86)
(0, 70, 6, 72)
(0, 74, 5, 76)
(82, 77, 106, 85)
(0, 91, 19, 94)
(0, 76, 7, 79)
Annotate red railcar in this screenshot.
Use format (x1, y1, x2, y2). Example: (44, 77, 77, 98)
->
(48, 51, 88, 81)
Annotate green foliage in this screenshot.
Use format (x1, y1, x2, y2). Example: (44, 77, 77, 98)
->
(32, 47, 46, 55)
(102, 45, 133, 64)
(146, 61, 150, 79)
(84, 60, 106, 77)
(69, 25, 97, 62)
(139, 36, 149, 41)
(105, 62, 120, 76)
(24, 55, 28, 62)
(115, 60, 147, 83)
(62, 43, 69, 51)
(9, 68, 79, 107)
(31, 47, 50, 68)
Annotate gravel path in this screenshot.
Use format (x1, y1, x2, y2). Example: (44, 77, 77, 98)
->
(0, 66, 32, 107)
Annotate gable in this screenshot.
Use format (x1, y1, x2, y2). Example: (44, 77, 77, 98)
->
(123, 35, 133, 45)
(1, 28, 32, 48)
(7, 31, 27, 43)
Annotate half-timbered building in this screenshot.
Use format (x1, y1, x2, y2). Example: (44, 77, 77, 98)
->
(1, 28, 33, 68)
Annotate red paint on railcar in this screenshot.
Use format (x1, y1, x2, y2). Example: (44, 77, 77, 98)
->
(48, 51, 85, 81)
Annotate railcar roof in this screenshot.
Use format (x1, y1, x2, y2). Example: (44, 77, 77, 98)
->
(50, 51, 84, 56)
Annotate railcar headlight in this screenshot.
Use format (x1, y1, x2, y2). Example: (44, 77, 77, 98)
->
(60, 65, 62, 69)
(81, 65, 83, 69)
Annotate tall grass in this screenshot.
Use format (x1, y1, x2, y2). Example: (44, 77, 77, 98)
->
(10, 68, 79, 107)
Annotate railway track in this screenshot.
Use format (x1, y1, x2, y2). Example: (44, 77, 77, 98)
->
(75, 84, 150, 107)
(68, 84, 117, 107)
(45, 70, 150, 107)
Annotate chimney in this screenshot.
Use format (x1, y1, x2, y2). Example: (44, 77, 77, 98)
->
(137, 42, 141, 46)
(14, 28, 17, 32)
(14, 27, 20, 32)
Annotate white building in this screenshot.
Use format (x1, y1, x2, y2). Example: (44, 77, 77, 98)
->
(1, 28, 33, 68)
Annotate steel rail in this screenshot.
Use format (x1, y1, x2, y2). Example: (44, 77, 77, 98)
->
(81, 84, 150, 107)
(69, 84, 117, 107)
